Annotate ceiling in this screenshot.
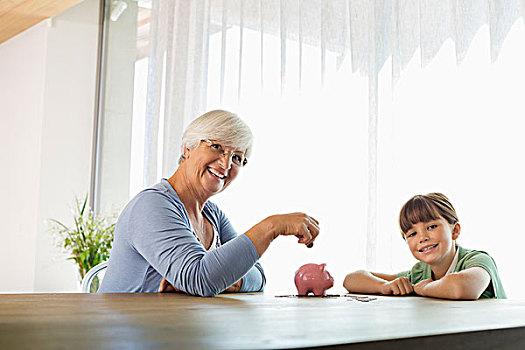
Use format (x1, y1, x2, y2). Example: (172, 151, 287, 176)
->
(0, 0, 84, 44)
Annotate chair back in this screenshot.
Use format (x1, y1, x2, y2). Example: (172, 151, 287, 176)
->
(81, 261, 108, 293)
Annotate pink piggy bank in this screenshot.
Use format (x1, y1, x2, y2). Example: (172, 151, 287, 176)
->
(294, 263, 334, 296)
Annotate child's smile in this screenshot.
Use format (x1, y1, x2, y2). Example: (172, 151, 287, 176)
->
(419, 243, 439, 253)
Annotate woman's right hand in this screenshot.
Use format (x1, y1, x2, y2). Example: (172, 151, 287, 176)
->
(245, 212, 320, 257)
(264, 213, 320, 245)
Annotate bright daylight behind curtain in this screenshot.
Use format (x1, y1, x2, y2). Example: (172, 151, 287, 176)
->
(129, 0, 525, 295)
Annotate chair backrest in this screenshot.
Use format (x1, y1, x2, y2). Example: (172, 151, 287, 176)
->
(81, 261, 108, 293)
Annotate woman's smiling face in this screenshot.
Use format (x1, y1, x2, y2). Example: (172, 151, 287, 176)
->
(185, 140, 243, 197)
(404, 217, 460, 268)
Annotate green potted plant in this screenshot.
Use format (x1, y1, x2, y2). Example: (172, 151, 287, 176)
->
(49, 196, 116, 292)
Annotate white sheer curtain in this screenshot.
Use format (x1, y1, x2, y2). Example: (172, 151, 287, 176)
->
(136, 0, 525, 294)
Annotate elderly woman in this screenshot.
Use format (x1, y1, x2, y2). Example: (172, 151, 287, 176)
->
(99, 110, 319, 296)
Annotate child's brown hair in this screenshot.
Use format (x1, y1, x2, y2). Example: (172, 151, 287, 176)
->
(399, 193, 459, 239)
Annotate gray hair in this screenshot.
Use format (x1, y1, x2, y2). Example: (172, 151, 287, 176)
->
(178, 110, 253, 164)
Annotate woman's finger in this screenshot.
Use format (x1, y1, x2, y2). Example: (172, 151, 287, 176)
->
(158, 278, 168, 292)
(297, 222, 314, 244)
(303, 219, 319, 246)
(307, 215, 320, 226)
(158, 277, 180, 293)
(306, 219, 320, 238)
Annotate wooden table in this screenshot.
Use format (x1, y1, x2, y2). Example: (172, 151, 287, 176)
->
(1, 292, 525, 349)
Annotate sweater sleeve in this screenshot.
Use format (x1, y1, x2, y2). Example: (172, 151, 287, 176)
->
(209, 202, 266, 292)
(129, 192, 261, 296)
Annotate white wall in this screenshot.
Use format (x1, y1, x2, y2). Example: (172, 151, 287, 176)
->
(0, 20, 47, 292)
(0, 0, 100, 292)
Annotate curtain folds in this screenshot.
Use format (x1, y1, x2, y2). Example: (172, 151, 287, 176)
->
(143, 0, 525, 268)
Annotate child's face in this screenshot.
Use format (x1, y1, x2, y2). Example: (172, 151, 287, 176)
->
(404, 217, 460, 268)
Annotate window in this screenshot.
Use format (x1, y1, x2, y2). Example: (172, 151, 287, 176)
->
(99, 1, 525, 297)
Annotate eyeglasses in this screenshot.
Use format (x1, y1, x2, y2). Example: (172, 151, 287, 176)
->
(201, 139, 248, 167)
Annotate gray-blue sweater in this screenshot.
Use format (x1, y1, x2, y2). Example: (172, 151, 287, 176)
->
(98, 179, 265, 296)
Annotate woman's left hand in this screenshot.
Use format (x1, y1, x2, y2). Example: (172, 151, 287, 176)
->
(158, 277, 243, 293)
(222, 279, 243, 293)
(158, 278, 182, 293)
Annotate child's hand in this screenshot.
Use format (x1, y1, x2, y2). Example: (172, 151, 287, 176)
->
(380, 277, 414, 295)
(413, 278, 433, 296)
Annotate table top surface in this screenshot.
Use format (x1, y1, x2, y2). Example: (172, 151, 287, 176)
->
(1, 292, 525, 349)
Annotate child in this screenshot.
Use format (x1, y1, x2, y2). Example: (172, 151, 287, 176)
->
(343, 193, 506, 299)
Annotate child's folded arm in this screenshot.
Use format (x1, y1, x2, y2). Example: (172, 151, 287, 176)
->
(413, 266, 491, 300)
(343, 270, 413, 295)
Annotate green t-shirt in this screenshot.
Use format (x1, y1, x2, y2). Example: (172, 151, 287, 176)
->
(397, 246, 506, 299)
